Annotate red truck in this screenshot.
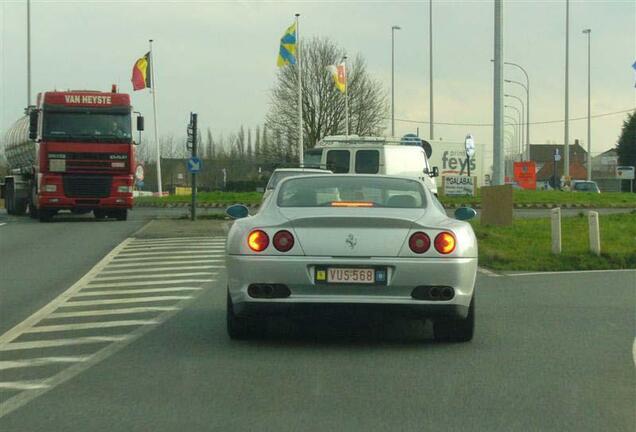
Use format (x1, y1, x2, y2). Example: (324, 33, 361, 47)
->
(1, 87, 143, 222)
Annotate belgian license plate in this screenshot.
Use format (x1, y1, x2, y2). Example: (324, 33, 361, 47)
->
(327, 268, 375, 284)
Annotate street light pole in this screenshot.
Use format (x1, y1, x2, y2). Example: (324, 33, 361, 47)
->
(504, 79, 528, 154)
(504, 114, 520, 159)
(492, 0, 504, 185)
(429, 0, 434, 140)
(504, 94, 524, 158)
(583, 28, 592, 181)
(27, 0, 31, 105)
(564, 0, 570, 178)
(391, 25, 401, 137)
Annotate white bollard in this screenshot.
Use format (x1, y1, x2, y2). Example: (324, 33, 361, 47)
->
(551, 207, 562, 254)
(588, 211, 601, 256)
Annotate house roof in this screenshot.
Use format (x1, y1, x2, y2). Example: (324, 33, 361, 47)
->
(535, 161, 588, 180)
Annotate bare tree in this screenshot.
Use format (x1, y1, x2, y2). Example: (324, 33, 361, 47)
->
(266, 37, 388, 151)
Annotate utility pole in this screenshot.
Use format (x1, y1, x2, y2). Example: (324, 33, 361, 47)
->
(564, 0, 570, 179)
(492, 0, 504, 185)
(189, 113, 198, 221)
(583, 28, 592, 181)
(391, 25, 401, 137)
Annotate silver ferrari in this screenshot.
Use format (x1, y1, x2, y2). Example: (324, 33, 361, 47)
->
(225, 175, 478, 342)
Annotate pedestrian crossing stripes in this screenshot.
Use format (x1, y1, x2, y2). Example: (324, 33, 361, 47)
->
(0, 236, 225, 419)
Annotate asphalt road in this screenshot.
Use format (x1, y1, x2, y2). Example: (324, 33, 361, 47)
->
(0, 210, 634, 431)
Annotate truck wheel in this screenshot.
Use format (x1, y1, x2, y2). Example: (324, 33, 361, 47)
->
(94, 209, 106, 220)
(115, 209, 128, 221)
(38, 209, 53, 223)
(433, 295, 475, 343)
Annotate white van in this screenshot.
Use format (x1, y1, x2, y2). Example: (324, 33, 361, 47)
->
(304, 135, 439, 195)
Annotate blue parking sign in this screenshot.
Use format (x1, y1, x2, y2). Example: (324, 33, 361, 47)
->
(187, 157, 202, 173)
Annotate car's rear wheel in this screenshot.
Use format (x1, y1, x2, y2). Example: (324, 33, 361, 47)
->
(433, 295, 475, 342)
(226, 293, 263, 340)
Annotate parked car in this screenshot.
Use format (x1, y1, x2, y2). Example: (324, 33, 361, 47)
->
(571, 180, 601, 193)
(261, 168, 332, 203)
(225, 174, 478, 342)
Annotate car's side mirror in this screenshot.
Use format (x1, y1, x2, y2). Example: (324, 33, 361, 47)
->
(454, 207, 477, 221)
(226, 204, 249, 219)
(137, 116, 145, 132)
(29, 110, 38, 140)
(429, 166, 439, 178)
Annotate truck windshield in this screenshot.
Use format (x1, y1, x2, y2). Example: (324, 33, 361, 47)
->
(43, 112, 132, 143)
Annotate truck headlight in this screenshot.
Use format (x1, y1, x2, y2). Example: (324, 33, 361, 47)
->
(111, 162, 126, 168)
(117, 186, 132, 193)
(43, 184, 57, 192)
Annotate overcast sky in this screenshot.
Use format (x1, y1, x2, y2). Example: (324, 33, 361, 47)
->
(2, 0, 635, 163)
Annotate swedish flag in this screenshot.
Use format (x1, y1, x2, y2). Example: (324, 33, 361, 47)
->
(277, 23, 297, 67)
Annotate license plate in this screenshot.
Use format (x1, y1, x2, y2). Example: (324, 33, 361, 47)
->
(327, 268, 374, 283)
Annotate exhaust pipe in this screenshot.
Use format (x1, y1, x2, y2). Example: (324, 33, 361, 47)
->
(429, 287, 441, 299)
(441, 287, 455, 300)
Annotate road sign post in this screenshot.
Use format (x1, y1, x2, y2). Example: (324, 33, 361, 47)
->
(464, 134, 475, 177)
(187, 113, 199, 221)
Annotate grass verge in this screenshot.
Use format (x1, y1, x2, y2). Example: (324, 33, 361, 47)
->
(135, 191, 262, 206)
(473, 212, 636, 271)
(440, 190, 636, 207)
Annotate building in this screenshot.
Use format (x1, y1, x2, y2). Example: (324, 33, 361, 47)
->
(529, 142, 588, 187)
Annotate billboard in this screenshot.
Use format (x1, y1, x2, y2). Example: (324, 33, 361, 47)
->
(427, 140, 484, 187)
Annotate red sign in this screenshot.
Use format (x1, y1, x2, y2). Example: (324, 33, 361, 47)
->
(513, 161, 537, 190)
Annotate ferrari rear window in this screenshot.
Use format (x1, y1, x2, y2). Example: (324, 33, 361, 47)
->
(277, 176, 426, 208)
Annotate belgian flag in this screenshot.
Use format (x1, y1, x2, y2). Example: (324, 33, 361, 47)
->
(131, 52, 151, 91)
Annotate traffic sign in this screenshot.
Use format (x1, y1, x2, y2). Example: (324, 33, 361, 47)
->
(554, 149, 561, 162)
(135, 164, 145, 181)
(187, 157, 202, 173)
(616, 166, 635, 180)
(464, 134, 476, 158)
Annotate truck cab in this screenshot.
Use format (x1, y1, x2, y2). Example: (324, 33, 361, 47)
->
(305, 135, 439, 195)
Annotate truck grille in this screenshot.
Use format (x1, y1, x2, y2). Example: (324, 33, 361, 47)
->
(49, 153, 128, 173)
(63, 175, 112, 198)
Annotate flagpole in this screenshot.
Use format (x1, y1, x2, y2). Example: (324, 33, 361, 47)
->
(295, 13, 303, 165)
(149, 39, 163, 195)
(344, 55, 349, 136)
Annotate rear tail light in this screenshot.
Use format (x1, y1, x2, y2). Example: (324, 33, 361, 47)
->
(273, 230, 294, 252)
(409, 232, 431, 254)
(434, 232, 456, 254)
(247, 230, 269, 252)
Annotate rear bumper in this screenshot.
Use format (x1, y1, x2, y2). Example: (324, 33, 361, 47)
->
(227, 255, 477, 319)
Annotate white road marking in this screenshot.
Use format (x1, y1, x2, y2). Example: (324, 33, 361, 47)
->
(45, 306, 179, 319)
(0, 223, 6, 227)
(85, 279, 213, 288)
(131, 236, 226, 243)
(74, 287, 203, 296)
(92, 271, 217, 281)
(25, 320, 158, 333)
(99, 265, 220, 275)
(0, 239, 133, 346)
(111, 254, 223, 262)
(477, 267, 501, 277)
(508, 269, 636, 277)
(104, 260, 224, 268)
(0, 381, 49, 391)
(122, 245, 223, 252)
(61, 295, 193, 307)
(0, 336, 128, 352)
(0, 234, 225, 418)
(0, 356, 90, 371)
(116, 250, 224, 257)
